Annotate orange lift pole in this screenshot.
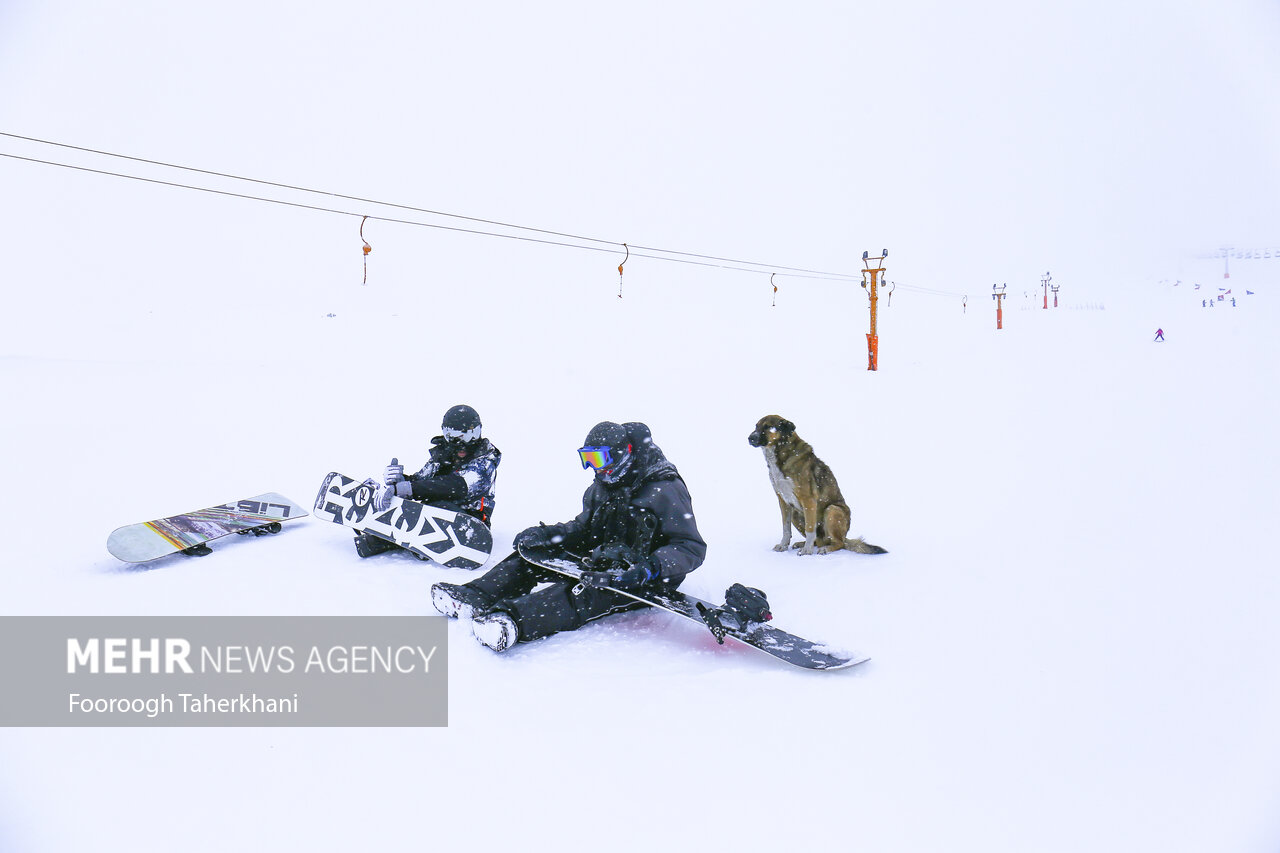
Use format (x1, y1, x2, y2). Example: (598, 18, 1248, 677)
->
(860, 249, 888, 371)
(993, 282, 1008, 330)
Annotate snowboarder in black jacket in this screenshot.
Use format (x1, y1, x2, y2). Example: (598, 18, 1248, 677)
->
(431, 421, 706, 651)
(353, 404, 501, 558)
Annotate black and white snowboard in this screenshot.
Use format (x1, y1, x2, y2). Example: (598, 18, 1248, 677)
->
(314, 472, 492, 570)
(107, 492, 308, 563)
(518, 542, 868, 671)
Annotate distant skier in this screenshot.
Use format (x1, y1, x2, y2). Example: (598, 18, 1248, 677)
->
(1154, 328, 1164, 342)
(431, 421, 707, 652)
(353, 404, 501, 558)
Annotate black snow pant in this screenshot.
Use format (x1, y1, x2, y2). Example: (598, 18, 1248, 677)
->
(463, 551, 650, 643)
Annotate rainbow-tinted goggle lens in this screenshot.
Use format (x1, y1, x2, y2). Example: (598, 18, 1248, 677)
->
(578, 446, 614, 470)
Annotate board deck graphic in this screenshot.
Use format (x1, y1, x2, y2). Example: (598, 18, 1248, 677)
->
(107, 493, 308, 563)
(314, 472, 492, 569)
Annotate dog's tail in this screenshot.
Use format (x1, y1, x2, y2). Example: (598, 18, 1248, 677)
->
(845, 537, 888, 555)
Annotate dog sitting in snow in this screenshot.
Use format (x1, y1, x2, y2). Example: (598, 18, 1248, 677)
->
(747, 415, 887, 556)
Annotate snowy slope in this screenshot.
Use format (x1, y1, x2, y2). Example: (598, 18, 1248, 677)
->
(1, 250, 1277, 852)
(3, 2, 1280, 850)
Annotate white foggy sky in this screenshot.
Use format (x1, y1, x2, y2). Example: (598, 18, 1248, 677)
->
(1, 0, 1277, 298)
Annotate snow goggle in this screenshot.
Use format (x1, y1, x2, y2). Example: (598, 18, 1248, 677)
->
(578, 446, 614, 470)
(442, 426, 480, 444)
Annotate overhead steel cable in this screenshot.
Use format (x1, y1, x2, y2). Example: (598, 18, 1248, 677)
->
(891, 282, 969, 298)
(0, 150, 869, 281)
(0, 151, 606, 253)
(0, 131, 864, 283)
(0, 131, 615, 248)
(2, 132, 974, 297)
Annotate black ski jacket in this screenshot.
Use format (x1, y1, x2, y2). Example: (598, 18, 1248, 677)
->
(546, 428, 706, 584)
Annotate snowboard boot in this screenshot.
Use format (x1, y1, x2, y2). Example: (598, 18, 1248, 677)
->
(470, 610, 518, 652)
(353, 531, 397, 559)
(430, 582, 494, 621)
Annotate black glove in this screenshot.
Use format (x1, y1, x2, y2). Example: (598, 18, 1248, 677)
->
(582, 542, 641, 568)
(580, 543, 660, 590)
(514, 523, 559, 550)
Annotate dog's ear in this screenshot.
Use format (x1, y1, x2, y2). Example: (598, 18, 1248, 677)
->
(779, 419, 796, 434)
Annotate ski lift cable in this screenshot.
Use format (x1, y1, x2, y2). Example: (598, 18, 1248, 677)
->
(0, 151, 597, 249)
(0, 131, 864, 283)
(1, 139, 972, 297)
(0, 131, 616, 248)
(0, 150, 874, 282)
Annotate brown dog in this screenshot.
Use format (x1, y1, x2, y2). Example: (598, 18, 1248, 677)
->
(748, 415, 887, 556)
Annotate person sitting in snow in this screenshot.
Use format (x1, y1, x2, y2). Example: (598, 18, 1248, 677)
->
(353, 404, 501, 558)
(430, 420, 706, 652)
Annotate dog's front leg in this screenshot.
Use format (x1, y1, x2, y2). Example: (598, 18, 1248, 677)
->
(798, 501, 818, 555)
(774, 495, 792, 552)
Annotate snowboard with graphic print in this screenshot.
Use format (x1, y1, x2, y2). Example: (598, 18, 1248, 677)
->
(314, 472, 492, 569)
(107, 492, 308, 563)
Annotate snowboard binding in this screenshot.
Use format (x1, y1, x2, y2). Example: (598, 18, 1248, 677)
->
(696, 583, 773, 644)
(237, 522, 283, 537)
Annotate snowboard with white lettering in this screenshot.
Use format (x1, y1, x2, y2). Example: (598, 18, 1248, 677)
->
(314, 472, 492, 569)
(107, 493, 308, 563)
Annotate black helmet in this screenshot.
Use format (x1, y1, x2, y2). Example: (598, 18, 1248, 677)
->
(579, 421, 636, 485)
(441, 404, 482, 444)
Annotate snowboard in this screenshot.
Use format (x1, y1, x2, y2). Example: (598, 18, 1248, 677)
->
(314, 472, 492, 570)
(518, 542, 868, 671)
(107, 492, 308, 563)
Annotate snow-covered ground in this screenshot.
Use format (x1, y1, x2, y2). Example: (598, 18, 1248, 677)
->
(4, 2, 1279, 850)
(1, 247, 1276, 850)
